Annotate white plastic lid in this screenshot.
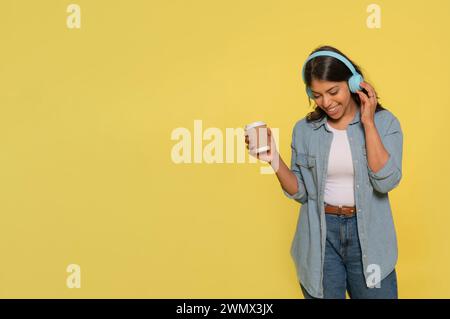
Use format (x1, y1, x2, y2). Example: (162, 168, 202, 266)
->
(245, 121, 266, 131)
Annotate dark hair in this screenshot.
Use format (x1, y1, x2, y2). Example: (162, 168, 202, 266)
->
(303, 45, 385, 122)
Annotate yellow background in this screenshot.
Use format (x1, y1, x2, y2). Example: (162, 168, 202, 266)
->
(0, 0, 449, 298)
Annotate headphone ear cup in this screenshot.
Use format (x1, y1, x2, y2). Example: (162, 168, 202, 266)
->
(348, 74, 364, 93)
(306, 87, 314, 99)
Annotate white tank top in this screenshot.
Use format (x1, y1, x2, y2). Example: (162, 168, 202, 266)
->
(324, 121, 355, 206)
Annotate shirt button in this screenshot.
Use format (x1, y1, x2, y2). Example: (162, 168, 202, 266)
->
(356, 184, 360, 188)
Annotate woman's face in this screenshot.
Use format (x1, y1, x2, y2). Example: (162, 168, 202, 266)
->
(310, 79, 356, 120)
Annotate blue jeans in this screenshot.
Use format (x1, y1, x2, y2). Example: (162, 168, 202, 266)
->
(300, 213, 398, 299)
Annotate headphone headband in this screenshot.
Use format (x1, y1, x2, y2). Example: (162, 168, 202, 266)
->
(301, 50, 363, 97)
(302, 51, 359, 82)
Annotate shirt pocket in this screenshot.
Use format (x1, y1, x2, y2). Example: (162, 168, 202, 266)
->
(296, 153, 318, 200)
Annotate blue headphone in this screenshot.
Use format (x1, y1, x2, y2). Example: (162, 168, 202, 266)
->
(301, 51, 364, 99)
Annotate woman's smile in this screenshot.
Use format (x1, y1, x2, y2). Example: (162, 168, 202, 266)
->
(326, 104, 341, 116)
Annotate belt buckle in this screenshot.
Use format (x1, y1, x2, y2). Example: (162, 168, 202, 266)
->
(339, 205, 353, 217)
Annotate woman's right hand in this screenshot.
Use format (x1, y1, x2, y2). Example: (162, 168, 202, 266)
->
(245, 127, 279, 164)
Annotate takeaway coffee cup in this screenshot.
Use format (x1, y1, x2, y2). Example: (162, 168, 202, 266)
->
(245, 121, 270, 154)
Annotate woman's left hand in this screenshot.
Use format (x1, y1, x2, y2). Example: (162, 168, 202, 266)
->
(356, 81, 378, 126)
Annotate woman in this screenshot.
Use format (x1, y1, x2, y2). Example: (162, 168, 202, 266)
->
(245, 45, 403, 299)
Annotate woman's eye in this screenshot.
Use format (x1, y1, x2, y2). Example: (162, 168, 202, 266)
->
(313, 91, 338, 99)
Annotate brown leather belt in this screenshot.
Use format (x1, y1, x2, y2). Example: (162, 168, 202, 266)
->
(324, 203, 356, 216)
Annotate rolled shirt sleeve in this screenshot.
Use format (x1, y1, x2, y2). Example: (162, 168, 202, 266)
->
(367, 117, 403, 194)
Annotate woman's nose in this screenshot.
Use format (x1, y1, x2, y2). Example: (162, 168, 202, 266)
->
(322, 95, 332, 108)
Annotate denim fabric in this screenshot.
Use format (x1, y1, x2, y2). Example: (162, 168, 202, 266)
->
(283, 108, 403, 298)
(300, 213, 398, 299)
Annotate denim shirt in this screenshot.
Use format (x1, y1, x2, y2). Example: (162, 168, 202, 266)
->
(283, 108, 403, 298)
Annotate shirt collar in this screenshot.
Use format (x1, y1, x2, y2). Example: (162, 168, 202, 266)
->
(311, 107, 361, 130)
